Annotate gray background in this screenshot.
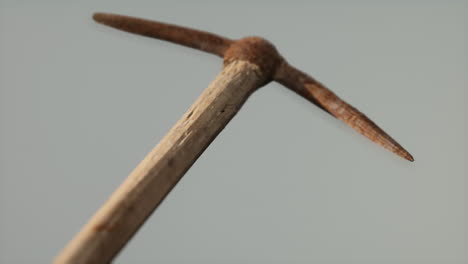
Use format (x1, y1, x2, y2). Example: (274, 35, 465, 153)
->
(1, 0, 467, 263)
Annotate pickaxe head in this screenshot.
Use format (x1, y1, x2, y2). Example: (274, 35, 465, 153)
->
(93, 13, 413, 161)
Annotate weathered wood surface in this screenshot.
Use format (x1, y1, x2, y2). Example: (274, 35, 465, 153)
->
(54, 60, 264, 264)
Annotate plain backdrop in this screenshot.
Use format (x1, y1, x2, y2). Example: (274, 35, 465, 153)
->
(1, 1, 467, 263)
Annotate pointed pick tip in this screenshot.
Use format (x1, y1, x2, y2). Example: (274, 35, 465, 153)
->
(398, 149, 414, 162)
(92, 12, 109, 23)
(405, 153, 415, 162)
(92, 12, 102, 21)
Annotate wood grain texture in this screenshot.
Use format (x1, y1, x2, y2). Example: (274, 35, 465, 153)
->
(54, 60, 265, 264)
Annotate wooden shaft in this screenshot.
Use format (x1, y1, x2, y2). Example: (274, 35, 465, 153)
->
(54, 60, 264, 264)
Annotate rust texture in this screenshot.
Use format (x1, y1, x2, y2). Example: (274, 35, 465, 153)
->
(224, 37, 283, 83)
(274, 62, 414, 161)
(93, 13, 233, 57)
(92, 12, 413, 161)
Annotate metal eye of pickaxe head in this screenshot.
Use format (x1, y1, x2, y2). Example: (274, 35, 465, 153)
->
(55, 13, 414, 264)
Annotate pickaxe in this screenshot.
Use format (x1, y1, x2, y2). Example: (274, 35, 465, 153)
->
(55, 13, 413, 263)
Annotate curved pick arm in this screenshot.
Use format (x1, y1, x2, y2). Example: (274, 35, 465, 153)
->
(93, 13, 233, 57)
(274, 61, 414, 162)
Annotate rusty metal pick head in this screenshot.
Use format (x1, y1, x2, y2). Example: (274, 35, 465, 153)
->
(93, 12, 414, 162)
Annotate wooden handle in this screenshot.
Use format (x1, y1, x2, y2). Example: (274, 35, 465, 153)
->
(54, 60, 264, 263)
